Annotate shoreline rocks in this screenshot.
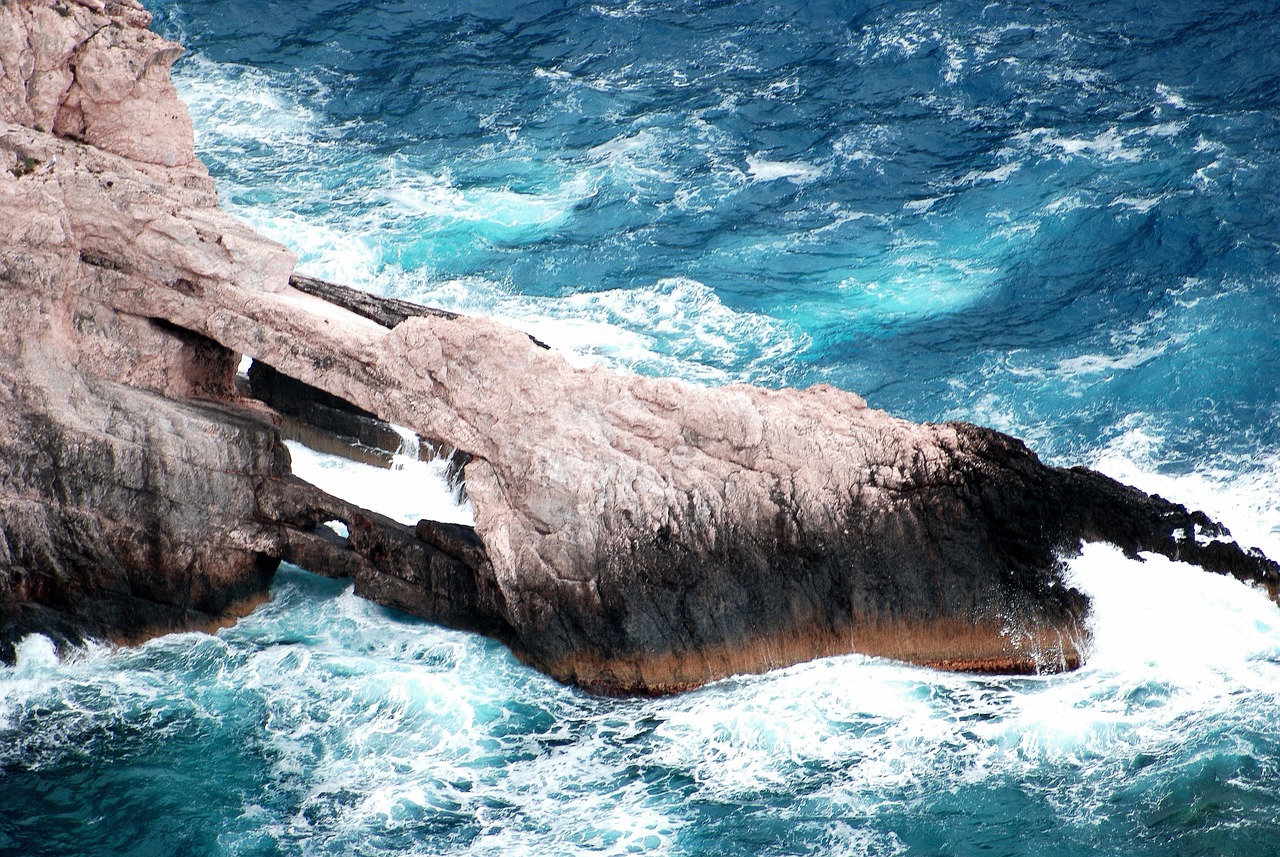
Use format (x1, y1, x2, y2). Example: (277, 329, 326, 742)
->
(2, 0, 1277, 693)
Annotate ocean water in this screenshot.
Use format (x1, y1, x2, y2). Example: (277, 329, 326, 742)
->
(4, 1, 1280, 854)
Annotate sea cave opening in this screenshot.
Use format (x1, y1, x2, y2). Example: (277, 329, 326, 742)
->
(236, 357, 473, 528)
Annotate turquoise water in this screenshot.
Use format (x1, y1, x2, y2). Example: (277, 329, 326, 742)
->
(5, 1, 1280, 853)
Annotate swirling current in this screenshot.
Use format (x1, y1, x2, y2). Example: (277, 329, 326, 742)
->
(4, 1, 1280, 854)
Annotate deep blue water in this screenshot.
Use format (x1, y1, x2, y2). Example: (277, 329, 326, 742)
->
(4, 1, 1280, 854)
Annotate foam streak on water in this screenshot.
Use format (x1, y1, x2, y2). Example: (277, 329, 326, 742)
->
(4, 0, 1280, 853)
(4, 523, 1279, 855)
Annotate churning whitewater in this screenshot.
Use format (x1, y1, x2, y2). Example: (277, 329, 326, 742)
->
(4, 0, 1280, 854)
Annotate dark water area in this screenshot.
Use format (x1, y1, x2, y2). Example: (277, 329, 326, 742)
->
(3, 1, 1280, 854)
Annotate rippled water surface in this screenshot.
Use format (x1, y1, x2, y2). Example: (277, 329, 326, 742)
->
(5, 1, 1280, 853)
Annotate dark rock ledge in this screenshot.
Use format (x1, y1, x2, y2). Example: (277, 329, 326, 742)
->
(2, 0, 1277, 694)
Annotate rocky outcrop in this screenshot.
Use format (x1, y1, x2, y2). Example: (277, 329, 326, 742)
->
(2, 0, 1277, 691)
(218, 277, 1280, 693)
(0, 0, 193, 166)
(0, 371, 282, 655)
(0, 0, 287, 659)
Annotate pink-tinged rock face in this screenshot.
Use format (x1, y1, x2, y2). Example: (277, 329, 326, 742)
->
(1, 0, 196, 167)
(0, 0, 298, 657)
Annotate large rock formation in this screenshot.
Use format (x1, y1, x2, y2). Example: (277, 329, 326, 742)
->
(0, 0, 280, 653)
(244, 277, 1280, 692)
(2, 0, 1277, 692)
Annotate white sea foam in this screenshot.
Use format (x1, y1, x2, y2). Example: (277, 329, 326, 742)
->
(1108, 193, 1164, 213)
(0, 635, 62, 729)
(1091, 429, 1280, 559)
(835, 248, 996, 325)
(1055, 341, 1170, 375)
(1143, 121, 1185, 139)
(1070, 543, 1280, 673)
(585, 129, 658, 161)
(1043, 193, 1086, 215)
(1156, 83, 1189, 110)
(758, 77, 801, 99)
(588, 2, 650, 20)
(958, 162, 1021, 185)
(1017, 126, 1147, 163)
(369, 168, 595, 242)
(822, 824, 908, 857)
(172, 52, 803, 391)
(555, 277, 808, 381)
(831, 129, 891, 175)
(228, 193, 809, 386)
(238, 209, 380, 284)
(580, 128, 679, 186)
(175, 56, 321, 150)
(12, 633, 60, 671)
(902, 196, 939, 213)
(746, 154, 823, 184)
(477, 111, 522, 142)
(285, 438, 473, 526)
(384, 273, 808, 385)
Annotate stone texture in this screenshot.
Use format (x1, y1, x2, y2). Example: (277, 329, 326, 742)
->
(254, 475, 511, 643)
(1, 0, 194, 167)
(0, 0, 298, 656)
(0, 370, 285, 660)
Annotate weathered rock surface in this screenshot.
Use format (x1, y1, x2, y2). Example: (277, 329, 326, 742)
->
(1, 0, 194, 166)
(0, 0, 298, 659)
(0, 370, 283, 658)
(2, 0, 1277, 691)
(183, 275, 1280, 692)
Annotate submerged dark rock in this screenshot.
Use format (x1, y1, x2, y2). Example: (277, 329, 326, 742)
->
(1, 0, 1277, 692)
